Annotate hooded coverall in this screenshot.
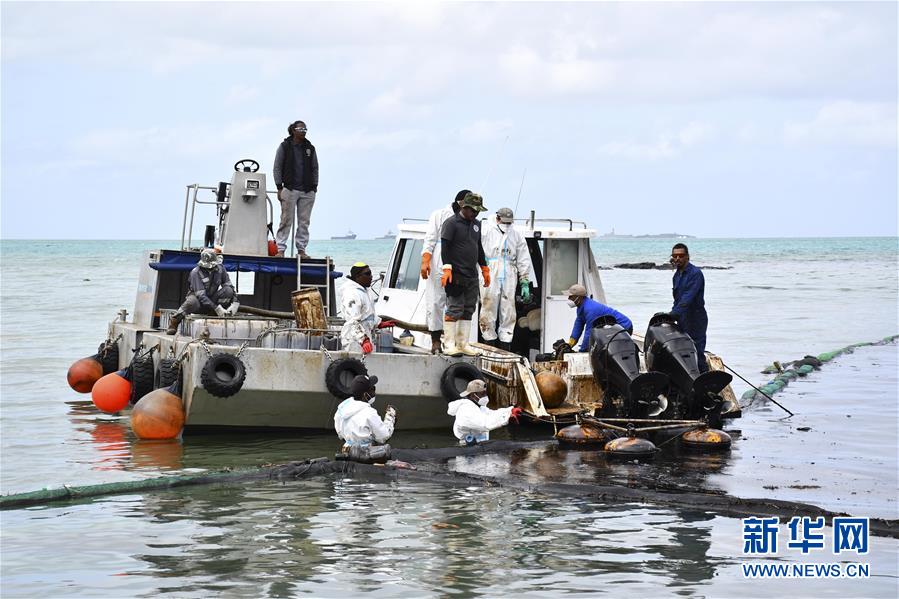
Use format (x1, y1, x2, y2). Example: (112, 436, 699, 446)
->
(340, 278, 381, 352)
(334, 397, 395, 448)
(478, 222, 533, 343)
(421, 203, 456, 331)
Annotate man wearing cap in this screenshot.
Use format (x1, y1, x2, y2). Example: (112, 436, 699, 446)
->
(166, 248, 237, 335)
(479, 207, 534, 351)
(420, 189, 470, 353)
(333, 374, 396, 460)
(340, 262, 394, 353)
(446, 379, 522, 445)
(439, 192, 490, 356)
(273, 120, 319, 259)
(669, 243, 709, 372)
(564, 284, 633, 352)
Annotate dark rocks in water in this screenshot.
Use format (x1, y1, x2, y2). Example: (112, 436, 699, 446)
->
(613, 262, 732, 270)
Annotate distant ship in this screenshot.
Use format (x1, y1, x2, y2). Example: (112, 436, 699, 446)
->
(377, 230, 396, 240)
(331, 230, 357, 240)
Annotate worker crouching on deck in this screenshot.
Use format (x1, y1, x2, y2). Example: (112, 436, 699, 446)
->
(166, 249, 237, 335)
(334, 374, 396, 463)
(340, 262, 394, 354)
(447, 379, 522, 446)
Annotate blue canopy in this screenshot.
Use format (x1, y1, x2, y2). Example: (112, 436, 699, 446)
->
(149, 251, 342, 279)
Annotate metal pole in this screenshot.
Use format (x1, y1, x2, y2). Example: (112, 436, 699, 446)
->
(180, 186, 192, 250)
(324, 255, 330, 317)
(187, 185, 199, 250)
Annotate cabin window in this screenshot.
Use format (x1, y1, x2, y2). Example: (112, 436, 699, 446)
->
(547, 239, 579, 295)
(389, 238, 424, 291)
(228, 270, 255, 295)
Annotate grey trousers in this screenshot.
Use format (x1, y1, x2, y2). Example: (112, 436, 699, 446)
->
(444, 277, 479, 320)
(276, 188, 316, 253)
(177, 288, 235, 316)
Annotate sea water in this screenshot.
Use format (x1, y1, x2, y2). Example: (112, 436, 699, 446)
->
(1, 237, 897, 596)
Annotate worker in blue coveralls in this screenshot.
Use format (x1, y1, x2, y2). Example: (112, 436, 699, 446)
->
(669, 243, 709, 372)
(564, 283, 633, 352)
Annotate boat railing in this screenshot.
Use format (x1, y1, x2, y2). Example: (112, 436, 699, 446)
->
(180, 184, 276, 251)
(399, 216, 588, 231)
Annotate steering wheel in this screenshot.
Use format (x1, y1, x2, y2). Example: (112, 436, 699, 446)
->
(234, 159, 260, 173)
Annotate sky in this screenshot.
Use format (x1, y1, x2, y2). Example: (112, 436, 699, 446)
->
(1, 1, 896, 239)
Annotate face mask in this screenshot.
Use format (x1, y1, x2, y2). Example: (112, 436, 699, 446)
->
(567, 299, 577, 308)
(367, 396, 376, 406)
(478, 397, 489, 407)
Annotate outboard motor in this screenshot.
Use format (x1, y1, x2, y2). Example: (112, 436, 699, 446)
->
(643, 313, 732, 426)
(589, 316, 669, 418)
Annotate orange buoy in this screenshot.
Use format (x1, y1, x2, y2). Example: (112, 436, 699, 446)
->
(131, 386, 185, 440)
(67, 356, 104, 393)
(535, 371, 568, 409)
(91, 369, 132, 413)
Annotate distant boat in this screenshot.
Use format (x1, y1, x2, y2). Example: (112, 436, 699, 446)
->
(377, 230, 396, 240)
(331, 230, 357, 240)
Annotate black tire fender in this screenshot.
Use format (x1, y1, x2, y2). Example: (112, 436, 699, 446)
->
(131, 354, 156, 404)
(440, 362, 483, 402)
(201, 353, 247, 398)
(325, 358, 368, 399)
(155, 357, 181, 390)
(97, 341, 120, 375)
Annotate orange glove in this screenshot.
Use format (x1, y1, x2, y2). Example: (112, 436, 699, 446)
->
(509, 406, 523, 423)
(441, 265, 452, 287)
(361, 337, 373, 354)
(480, 265, 491, 288)
(420, 252, 431, 279)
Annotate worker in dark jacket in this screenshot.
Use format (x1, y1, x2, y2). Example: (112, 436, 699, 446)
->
(669, 243, 709, 372)
(166, 249, 236, 335)
(273, 120, 319, 259)
(440, 192, 490, 356)
(564, 284, 633, 352)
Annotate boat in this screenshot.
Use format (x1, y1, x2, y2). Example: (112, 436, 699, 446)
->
(377, 230, 396, 240)
(331, 230, 356, 240)
(71, 158, 738, 436)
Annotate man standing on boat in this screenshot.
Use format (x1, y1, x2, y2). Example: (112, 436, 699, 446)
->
(440, 192, 490, 356)
(165, 249, 237, 335)
(564, 284, 633, 351)
(420, 189, 470, 353)
(273, 120, 319, 260)
(669, 243, 709, 372)
(340, 262, 394, 354)
(479, 207, 533, 351)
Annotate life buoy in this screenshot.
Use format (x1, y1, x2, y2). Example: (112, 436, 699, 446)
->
(440, 362, 483, 402)
(325, 358, 368, 399)
(131, 354, 155, 405)
(201, 353, 246, 398)
(97, 341, 119, 375)
(155, 357, 181, 389)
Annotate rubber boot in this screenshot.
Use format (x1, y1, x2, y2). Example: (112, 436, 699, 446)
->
(457, 320, 479, 356)
(442, 321, 462, 356)
(430, 330, 443, 354)
(166, 312, 184, 335)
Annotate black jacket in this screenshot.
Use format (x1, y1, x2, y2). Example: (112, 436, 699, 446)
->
(274, 138, 319, 192)
(440, 213, 487, 279)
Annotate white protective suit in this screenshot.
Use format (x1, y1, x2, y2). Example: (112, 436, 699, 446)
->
(446, 398, 514, 445)
(340, 279, 381, 352)
(422, 204, 456, 332)
(334, 397, 396, 447)
(479, 222, 534, 342)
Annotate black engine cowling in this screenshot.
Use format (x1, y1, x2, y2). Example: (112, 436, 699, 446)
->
(589, 316, 668, 418)
(643, 313, 732, 424)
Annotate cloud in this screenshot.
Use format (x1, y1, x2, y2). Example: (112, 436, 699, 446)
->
(459, 119, 514, 144)
(366, 89, 433, 120)
(597, 122, 716, 160)
(324, 128, 428, 152)
(783, 102, 897, 147)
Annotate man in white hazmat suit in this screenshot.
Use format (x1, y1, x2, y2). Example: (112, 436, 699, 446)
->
(446, 379, 522, 446)
(479, 207, 534, 351)
(334, 374, 396, 462)
(420, 189, 470, 354)
(340, 262, 394, 353)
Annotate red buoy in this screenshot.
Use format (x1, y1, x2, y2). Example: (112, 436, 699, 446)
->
(268, 240, 278, 256)
(131, 386, 185, 440)
(67, 356, 104, 393)
(91, 369, 132, 413)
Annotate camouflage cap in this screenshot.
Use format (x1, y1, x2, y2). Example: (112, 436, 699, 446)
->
(460, 192, 487, 213)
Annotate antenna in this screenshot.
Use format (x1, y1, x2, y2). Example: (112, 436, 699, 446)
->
(513, 168, 527, 214)
(479, 135, 510, 194)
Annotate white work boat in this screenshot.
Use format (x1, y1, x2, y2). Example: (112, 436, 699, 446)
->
(88, 159, 737, 433)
